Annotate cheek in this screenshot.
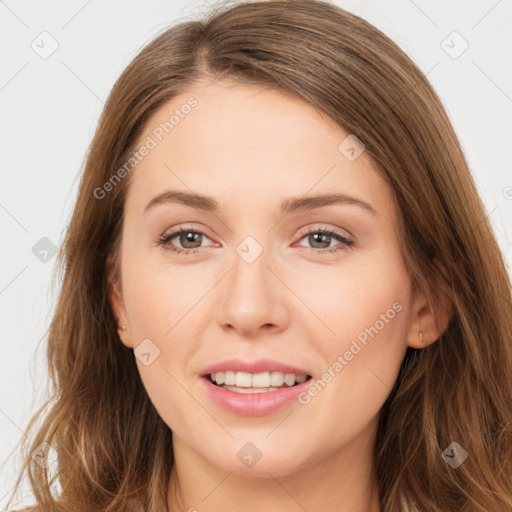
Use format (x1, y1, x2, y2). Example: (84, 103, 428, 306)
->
(292, 247, 409, 347)
(120, 255, 208, 431)
(294, 249, 410, 427)
(122, 253, 201, 340)
(133, 357, 206, 444)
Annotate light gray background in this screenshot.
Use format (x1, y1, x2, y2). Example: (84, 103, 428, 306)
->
(1, 0, 511, 507)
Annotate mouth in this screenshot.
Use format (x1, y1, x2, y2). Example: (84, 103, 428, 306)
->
(203, 371, 313, 394)
(200, 368, 315, 416)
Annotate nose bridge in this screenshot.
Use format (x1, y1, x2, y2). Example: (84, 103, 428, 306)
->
(230, 233, 273, 304)
(217, 232, 285, 333)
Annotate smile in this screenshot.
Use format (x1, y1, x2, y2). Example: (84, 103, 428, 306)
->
(207, 370, 309, 393)
(201, 372, 313, 416)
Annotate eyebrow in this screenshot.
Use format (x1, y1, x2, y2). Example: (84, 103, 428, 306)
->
(144, 190, 377, 216)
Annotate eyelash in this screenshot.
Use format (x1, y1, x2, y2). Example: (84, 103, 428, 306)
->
(155, 225, 354, 256)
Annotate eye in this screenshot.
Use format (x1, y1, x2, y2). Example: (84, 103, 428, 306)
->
(294, 226, 354, 255)
(156, 225, 213, 256)
(155, 224, 354, 256)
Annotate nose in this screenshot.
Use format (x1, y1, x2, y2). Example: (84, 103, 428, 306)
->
(216, 244, 289, 338)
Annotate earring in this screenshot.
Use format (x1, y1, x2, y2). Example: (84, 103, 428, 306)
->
(118, 325, 126, 332)
(419, 331, 423, 343)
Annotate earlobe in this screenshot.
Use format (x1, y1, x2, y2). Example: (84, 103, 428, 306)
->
(116, 324, 132, 348)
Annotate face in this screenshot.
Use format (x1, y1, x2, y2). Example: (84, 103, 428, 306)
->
(110, 79, 423, 478)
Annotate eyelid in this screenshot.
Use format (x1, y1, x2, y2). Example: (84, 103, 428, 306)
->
(162, 223, 216, 241)
(296, 223, 353, 239)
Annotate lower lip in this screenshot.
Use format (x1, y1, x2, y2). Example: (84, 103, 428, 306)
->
(200, 376, 312, 416)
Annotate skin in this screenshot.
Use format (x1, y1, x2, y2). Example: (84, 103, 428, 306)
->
(109, 79, 449, 512)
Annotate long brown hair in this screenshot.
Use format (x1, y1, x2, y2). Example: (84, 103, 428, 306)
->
(6, 1, 512, 510)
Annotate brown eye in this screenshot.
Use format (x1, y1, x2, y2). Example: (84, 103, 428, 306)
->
(157, 228, 212, 255)
(307, 232, 334, 249)
(296, 227, 354, 254)
(175, 231, 203, 249)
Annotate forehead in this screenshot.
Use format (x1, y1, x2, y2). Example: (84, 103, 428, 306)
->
(125, 80, 394, 222)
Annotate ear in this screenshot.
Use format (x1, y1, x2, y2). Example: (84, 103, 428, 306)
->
(406, 279, 453, 349)
(106, 252, 133, 349)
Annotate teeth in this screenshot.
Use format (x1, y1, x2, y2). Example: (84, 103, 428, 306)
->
(210, 371, 308, 388)
(270, 371, 284, 386)
(224, 371, 235, 385)
(222, 385, 280, 393)
(235, 372, 252, 387)
(284, 374, 295, 386)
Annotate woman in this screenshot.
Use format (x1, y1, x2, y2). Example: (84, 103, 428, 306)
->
(7, 1, 512, 511)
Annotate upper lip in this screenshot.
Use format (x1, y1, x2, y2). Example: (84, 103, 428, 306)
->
(201, 358, 312, 377)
